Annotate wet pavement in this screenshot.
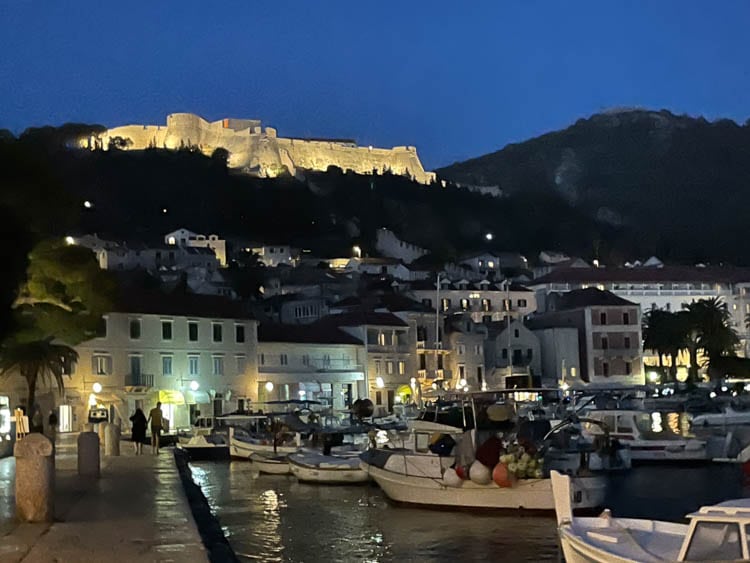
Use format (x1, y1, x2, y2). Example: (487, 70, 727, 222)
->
(0, 437, 207, 563)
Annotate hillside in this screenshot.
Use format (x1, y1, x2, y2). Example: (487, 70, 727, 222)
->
(0, 127, 614, 262)
(437, 109, 750, 264)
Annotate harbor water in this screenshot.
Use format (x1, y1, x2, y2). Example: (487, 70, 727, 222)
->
(190, 460, 745, 562)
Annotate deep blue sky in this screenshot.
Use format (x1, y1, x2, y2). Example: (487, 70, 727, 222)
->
(1, 1, 748, 168)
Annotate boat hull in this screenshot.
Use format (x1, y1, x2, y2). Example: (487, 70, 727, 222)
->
(251, 455, 291, 475)
(289, 456, 370, 484)
(559, 531, 640, 563)
(229, 431, 298, 460)
(178, 444, 230, 461)
(361, 462, 606, 511)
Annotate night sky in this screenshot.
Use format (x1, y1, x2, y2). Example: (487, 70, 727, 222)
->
(1, 1, 748, 168)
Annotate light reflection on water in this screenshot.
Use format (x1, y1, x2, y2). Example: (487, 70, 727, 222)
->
(191, 461, 560, 562)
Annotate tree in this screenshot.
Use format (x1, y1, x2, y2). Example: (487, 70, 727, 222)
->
(11, 239, 116, 344)
(642, 309, 690, 380)
(683, 297, 739, 379)
(0, 338, 78, 414)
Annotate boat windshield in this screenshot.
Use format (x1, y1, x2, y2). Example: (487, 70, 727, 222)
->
(683, 521, 742, 561)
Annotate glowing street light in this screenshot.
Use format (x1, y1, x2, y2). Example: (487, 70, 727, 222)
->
(265, 381, 274, 392)
(375, 377, 385, 389)
(92, 382, 102, 393)
(65, 236, 75, 245)
(485, 233, 493, 241)
(83, 200, 93, 209)
(189, 380, 200, 391)
(353, 245, 362, 258)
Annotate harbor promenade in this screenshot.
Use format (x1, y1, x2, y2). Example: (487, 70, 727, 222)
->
(0, 434, 207, 563)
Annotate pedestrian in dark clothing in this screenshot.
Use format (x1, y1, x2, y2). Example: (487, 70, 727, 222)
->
(129, 408, 147, 455)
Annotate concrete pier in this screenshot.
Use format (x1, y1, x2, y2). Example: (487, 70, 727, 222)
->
(0, 434, 207, 562)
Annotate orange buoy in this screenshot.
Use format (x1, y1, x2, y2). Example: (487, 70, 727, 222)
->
(492, 463, 513, 488)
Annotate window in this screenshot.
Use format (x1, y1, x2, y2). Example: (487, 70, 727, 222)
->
(161, 320, 172, 340)
(624, 336, 631, 349)
(93, 355, 111, 375)
(437, 355, 444, 369)
(625, 361, 632, 375)
(323, 354, 331, 367)
(460, 298, 469, 311)
(129, 318, 141, 339)
(684, 522, 741, 561)
(213, 356, 224, 376)
(458, 364, 466, 378)
(477, 366, 483, 383)
(600, 312, 607, 325)
(601, 336, 608, 350)
(474, 344, 482, 355)
(235, 324, 246, 343)
(457, 344, 466, 355)
(386, 361, 394, 375)
(623, 311, 630, 325)
(419, 354, 426, 369)
(302, 354, 310, 366)
(398, 361, 405, 375)
(162, 356, 173, 376)
(602, 361, 609, 377)
(375, 360, 382, 375)
(212, 322, 223, 343)
(570, 367, 577, 378)
(441, 298, 451, 311)
(235, 355, 246, 374)
(421, 299, 432, 308)
(188, 321, 198, 342)
(129, 355, 141, 376)
(502, 349, 508, 359)
(280, 354, 288, 366)
(526, 348, 532, 360)
(97, 317, 107, 338)
(375, 391, 383, 405)
(377, 332, 386, 346)
(514, 329, 520, 338)
(188, 355, 200, 376)
(258, 353, 265, 365)
(518, 299, 527, 308)
(482, 299, 491, 312)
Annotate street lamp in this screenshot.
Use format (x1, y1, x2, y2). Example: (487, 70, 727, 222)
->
(485, 233, 493, 241)
(265, 381, 274, 392)
(353, 245, 362, 258)
(190, 380, 200, 391)
(375, 377, 385, 389)
(92, 382, 102, 393)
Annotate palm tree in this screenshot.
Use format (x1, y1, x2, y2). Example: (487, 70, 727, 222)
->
(643, 309, 689, 381)
(683, 297, 739, 379)
(0, 338, 78, 412)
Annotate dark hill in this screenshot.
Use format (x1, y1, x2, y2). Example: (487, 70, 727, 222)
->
(437, 109, 750, 264)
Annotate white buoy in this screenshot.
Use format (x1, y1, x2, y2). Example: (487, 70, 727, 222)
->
(469, 460, 492, 485)
(442, 467, 463, 488)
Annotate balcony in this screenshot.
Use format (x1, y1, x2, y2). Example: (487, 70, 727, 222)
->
(124, 373, 154, 389)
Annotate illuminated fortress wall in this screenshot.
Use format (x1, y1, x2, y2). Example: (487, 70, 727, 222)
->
(86, 113, 435, 184)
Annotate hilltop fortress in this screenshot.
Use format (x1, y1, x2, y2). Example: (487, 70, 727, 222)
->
(83, 113, 436, 184)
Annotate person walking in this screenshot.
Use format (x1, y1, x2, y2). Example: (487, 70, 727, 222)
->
(47, 409, 59, 445)
(31, 407, 43, 433)
(129, 408, 147, 455)
(146, 402, 164, 455)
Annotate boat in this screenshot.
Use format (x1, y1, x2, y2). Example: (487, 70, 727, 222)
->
(582, 409, 710, 463)
(250, 453, 292, 475)
(177, 434, 230, 461)
(360, 389, 616, 511)
(691, 402, 750, 427)
(288, 450, 369, 484)
(551, 470, 750, 562)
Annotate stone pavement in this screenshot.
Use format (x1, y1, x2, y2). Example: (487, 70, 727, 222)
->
(0, 435, 208, 563)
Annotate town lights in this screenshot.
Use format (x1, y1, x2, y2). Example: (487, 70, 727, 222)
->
(485, 233, 493, 241)
(265, 381, 274, 392)
(65, 236, 75, 245)
(375, 377, 385, 389)
(648, 371, 660, 383)
(458, 378, 467, 388)
(92, 382, 102, 393)
(83, 200, 93, 209)
(353, 245, 362, 258)
(190, 380, 200, 391)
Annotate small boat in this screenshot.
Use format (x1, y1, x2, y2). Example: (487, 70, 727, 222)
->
(229, 426, 299, 459)
(177, 434, 229, 461)
(250, 453, 292, 475)
(582, 409, 708, 463)
(551, 470, 750, 562)
(691, 402, 750, 427)
(288, 450, 369, 484)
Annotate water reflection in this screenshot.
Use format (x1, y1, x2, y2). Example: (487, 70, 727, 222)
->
(191, 461, 559, 562)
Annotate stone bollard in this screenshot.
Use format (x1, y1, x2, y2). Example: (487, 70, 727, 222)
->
(77, 432, 100, 478)
(105, 423, 120, 456)
(14, 433, 55, 522)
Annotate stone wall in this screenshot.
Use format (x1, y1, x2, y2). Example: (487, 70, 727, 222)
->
(88, 113, 435, 184)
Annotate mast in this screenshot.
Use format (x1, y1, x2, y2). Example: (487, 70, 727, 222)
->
(435, 272, 441, 387)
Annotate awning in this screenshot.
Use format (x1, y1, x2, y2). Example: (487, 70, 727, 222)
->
(92, 392, 123, 404)
(159, 390, 185, 405)
(185, 390, 211, 404)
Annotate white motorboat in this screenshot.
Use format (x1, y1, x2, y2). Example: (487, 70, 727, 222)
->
(229, 426, 300, 459)
(177, 434, 229, 461)
(551, 470, 750, 562)
(691, 403, 750, 427)
(360, 445, 606, 511)
(250, 453, 292, 475)
(288, 451, 369, 484)
(582, 409, 708, 463)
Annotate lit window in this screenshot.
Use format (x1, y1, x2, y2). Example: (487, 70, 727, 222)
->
(188, 356, 200, 376)
(398, 361, 405, 375)
(213, 356, 224, 376)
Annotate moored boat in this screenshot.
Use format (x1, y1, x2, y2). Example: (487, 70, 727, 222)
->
(177, 434, 230, 461)
(551, 470, 750, 562)
(250, 453, 292, 475)
(289, 451, 369, 484)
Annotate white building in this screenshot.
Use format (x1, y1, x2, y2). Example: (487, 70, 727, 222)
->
(485, 319, 542, 387)
(165, 228, 227, 267)
(98, 245, 220, 272)
(53, 291, 259, 432)
(375, 228, 428, 264)
(256, 323, 365, 410)
(247, 243, 295, 267)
